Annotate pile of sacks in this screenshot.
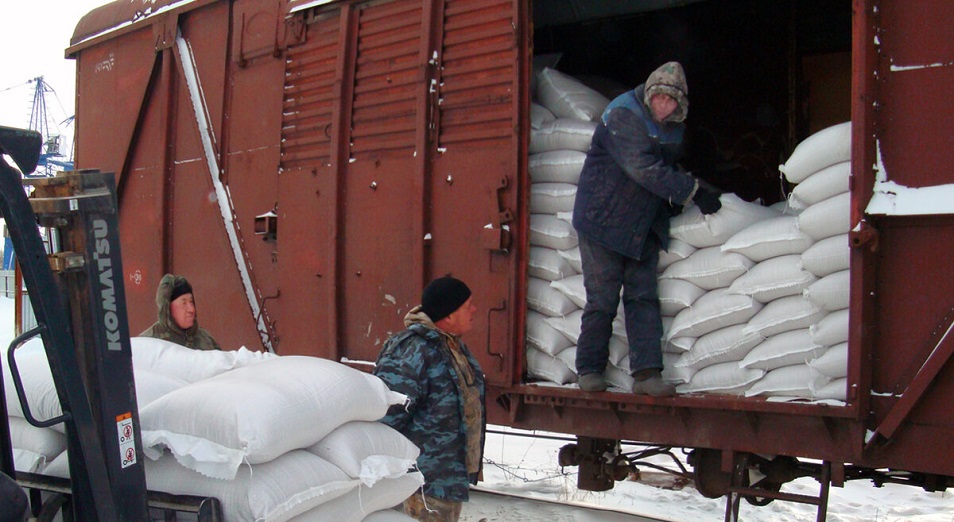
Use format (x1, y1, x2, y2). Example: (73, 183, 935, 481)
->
(525, 67, 608, 387)
(523, 67, 851, 402)
(3, 337, 422, 521)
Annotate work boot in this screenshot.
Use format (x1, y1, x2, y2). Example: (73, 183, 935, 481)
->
(578, 372, 607, 392)
(631, 370, 676, 397)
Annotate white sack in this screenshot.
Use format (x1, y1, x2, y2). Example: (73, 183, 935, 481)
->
(666, 289, 763, 340)
(658, 279, 706, 316)
(813, 378, 848, 401)
(664, 335, 695, 354)
(676, 361, 764, 395)
(530, 102, 556, 129)
(536, 67, 610, 121)
(796, 192, 851, 241)
(604, 365, 634, 391)
(728, 255, 817, 303)
(609, 336, 630, 367)
(307, 421, 419, 487)
(529, 150, 586, 183)
(530, 214, 579, 250)
(135, 369, 189, 409)
(661, 352, 695, 384)
(13, 449, 46, 473)
(526, 347, 577, 385)
(145, 449, 357, 522)
(555, 346, 578, 375)
(529, 118, 598, 154)
(131, 337, 275, 383)
(527, 277, 577, 317)
(721, 216, 815, 262)
(810, 342, 848, 379)
(800, 234, 850, 277)
(739, 329, 826, 371)
(7, 416, 67, 464)
(779, 122, 851, 184)
(675, 325, 764, 372)
(140, 356, 406, 479)
(528, 246, 577, 282)
(544, 309, 584, 345)
(743, 295, 825, 338)
(804, 270, 850, 312)
(669, 193, 780, 248)
(657, 238, 698, 272)
(549, 274, 587, 309)
(659, 246, 756, 291)
(2, 338, 62, 430)
(558, 246, 582, 273)
(810, 309, 850, 346)
(526, 310, 574, 355)
(363, 510, 417, 522)
(530, 182, 577, 214)
(791, 161, 850, 207)
(288, 473, 424, 522)
(745, 364, 830, 399)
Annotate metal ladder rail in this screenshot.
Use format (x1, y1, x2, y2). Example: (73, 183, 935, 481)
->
(723, 456, 831, 522)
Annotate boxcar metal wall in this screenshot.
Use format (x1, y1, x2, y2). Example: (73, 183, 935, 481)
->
(71, 0, 527, 387)
(849, 0, 954, 475)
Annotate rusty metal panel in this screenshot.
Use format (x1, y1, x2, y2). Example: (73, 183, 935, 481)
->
(282, 9, 341, 169)
(847, 0, 954, 475)
(349, 0, 424, 157)
(74, 29, 158, 178)
(427, 0, 523, 385)
(875, 0, 954, 188)
(439, 0, 517, 148)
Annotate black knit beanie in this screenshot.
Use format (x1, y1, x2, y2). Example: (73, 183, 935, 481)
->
(170, 278, 193, 302)
(421, 277, 471, 323)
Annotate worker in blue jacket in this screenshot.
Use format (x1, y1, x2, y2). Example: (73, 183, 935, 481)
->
(573, 61, 721, 396)
(374, 276, 485, 522)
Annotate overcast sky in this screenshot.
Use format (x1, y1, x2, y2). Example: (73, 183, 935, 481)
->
(0, 0, 114, 135)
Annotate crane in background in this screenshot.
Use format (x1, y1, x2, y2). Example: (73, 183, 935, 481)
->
(27, 76, 74, 177)
(0, 76, 74, 178)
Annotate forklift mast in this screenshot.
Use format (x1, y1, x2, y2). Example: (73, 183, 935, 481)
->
(0, 125, 149, 520)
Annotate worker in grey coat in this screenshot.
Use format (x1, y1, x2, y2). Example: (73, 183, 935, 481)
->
(572, 61, 721, 396)
(140, 273, 221, 351)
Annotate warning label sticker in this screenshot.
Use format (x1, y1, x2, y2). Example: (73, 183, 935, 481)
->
(116, 412, 137, 468)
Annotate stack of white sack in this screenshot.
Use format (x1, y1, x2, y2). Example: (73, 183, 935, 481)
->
(525, 67, 608, 386)
(4, 337, 422, 521)
(664, 122, 851, 399)
(525, 116, 852, 402)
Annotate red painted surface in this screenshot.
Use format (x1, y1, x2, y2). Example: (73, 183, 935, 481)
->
(67, 0, 953, 479)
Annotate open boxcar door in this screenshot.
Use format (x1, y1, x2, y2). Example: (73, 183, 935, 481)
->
(278, 0, 528, 385)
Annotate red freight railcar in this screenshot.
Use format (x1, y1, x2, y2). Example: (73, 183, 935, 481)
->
(66, 0, 953, 517)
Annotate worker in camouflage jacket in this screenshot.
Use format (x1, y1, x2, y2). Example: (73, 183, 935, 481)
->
(373, 276, 486, 522)
(572, 61, 721, 396)
(140, 273, 221, 351)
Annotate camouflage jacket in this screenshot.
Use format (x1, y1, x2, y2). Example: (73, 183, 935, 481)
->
(373, 312, 486, 501)
(139, 274, 221, 351)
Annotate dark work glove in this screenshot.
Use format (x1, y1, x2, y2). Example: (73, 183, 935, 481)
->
(693, 185, 722, 215)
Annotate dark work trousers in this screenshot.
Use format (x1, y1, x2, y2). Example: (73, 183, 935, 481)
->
(575, 234, 663, 376)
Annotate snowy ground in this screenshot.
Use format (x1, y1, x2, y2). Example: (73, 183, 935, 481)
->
(471, 426, 954, 522)
(1, 296, 952, 521)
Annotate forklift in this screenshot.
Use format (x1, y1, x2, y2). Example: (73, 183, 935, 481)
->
(0, 126, 220, 520)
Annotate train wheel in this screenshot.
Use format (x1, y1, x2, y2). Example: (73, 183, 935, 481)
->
(743, 479, 782, 506)
(689, 448, 732, 499)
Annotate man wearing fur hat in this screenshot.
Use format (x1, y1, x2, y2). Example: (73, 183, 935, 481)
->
(373, 276, 486, 521)
(140, 273, 221, 351)
(572, 61, 721, 396)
